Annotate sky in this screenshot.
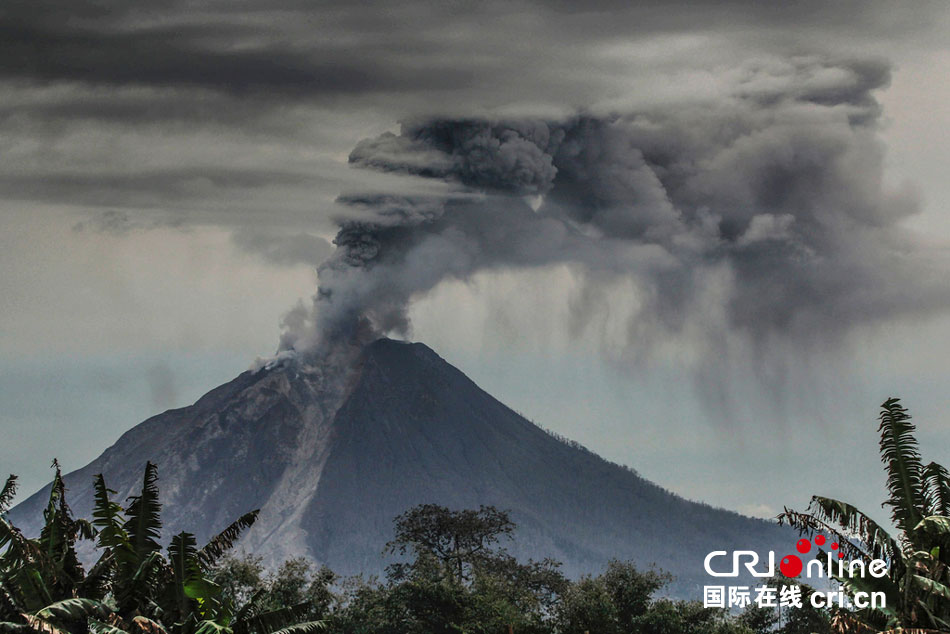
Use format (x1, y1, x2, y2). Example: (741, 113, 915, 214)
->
(2, 0, 950, 526)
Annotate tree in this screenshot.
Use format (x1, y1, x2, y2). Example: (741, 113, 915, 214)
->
(634, 598, 753, 634)
(213, 555, 337, 623)
(213, 553, 266, 611)
(554, 573, 620, 634)
(365, 504, 565, 634)
(779, 398, 950, 632)
(0, 461, 99, 620)
(553, 561, 750, 634)
(0, 462, 326, 634)
(386, 504, 515, 584)
(737, 603, 777, 634)
(601, 560, 669, 629)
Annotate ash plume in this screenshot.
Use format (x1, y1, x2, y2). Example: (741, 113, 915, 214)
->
(279, 56, 949, 371)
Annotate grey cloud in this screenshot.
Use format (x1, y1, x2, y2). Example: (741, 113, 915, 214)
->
(2, 0, 945, 250)
(3, 168, 337, 236)
(72, 210, 137, 235)
(332, 196, 447, 228)
(2, 168, 316, 207)
(399, 119, 563, 195)
(71, 209, 185, 234)
(349, 134, 457, 180)
(282, 56, 950, 365)
(0, 86, 302, 132)
(4, 0, 949, 379)
(349, 122, 563, 196)
(0, 20, 472, 98)
(232, 229, 334, 267)
(736, 214, 796, 247)
(2, 0, 944, 112)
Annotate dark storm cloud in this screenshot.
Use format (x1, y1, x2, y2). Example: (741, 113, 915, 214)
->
(0, 0, 480, 100)
(2, 0, 944, 105)
(280, 56, 950, 361)
(4, 0, 949, 363)
(3, 0, 946, 222)
(350, 120, 562, 195)
(0, 22, 473, 97)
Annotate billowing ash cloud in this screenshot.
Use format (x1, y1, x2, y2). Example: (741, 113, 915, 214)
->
(280, 57, 949, 362)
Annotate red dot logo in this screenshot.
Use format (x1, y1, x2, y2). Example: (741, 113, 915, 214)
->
(831, 542, 839, 550)
(780, 555, 803, 577)
(796, 538, 811, 554)
(815, 535, 826, 546)
(838, 552, 844, 559)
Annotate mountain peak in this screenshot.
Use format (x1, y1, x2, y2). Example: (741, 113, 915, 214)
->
(364, 337, 455, 367)
(9, 339, 792, 594)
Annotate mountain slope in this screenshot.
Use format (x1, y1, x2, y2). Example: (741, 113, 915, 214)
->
(9, 339, 791, 594)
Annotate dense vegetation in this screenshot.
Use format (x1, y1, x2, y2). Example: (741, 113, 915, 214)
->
(0, 462, 325, 634)
(781, 398, 950, 632)
(209, 504, 825, 634)
(3, 397, 949, 633)
(0, 463, 816, 634)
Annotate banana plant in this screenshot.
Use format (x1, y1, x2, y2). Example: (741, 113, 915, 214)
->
(1, 462, 94, 618)
(0, 463, 324, 634)
(779, 398, 950, 632)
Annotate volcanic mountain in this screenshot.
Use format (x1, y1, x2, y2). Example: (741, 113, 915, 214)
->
(10, 339, 791, 593)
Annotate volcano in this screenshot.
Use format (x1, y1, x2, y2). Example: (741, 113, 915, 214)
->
(9, 339, 790, 594)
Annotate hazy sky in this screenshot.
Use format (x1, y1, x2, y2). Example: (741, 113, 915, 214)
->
(3, 1, 950, 526)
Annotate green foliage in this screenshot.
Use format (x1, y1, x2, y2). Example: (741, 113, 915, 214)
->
(554, 561, 683, 634)
(0, 463, 322, 634)
(0, 477, 17, 516)
(213, 554, 265, 613)
(92, 475, 131, 559)
(213, 556, 337, 626)
(124, 462, 163, 564)
(197, 513, 259, 571)
(633, 599, 751, 634)
(312, 503, 782, 634)
(386, 504, 515, 584)
(780, 397, 950, 632)
(555, 572, 619, 634)
(1, 461, 91, 616)
(737, 603, 777, 634)
(371, 504, 569, 634)
(7, 470, 834, 634)
(878, 398, 928, 534)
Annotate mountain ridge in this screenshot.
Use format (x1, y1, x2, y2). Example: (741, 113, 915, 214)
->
(9, 338, 792, 594)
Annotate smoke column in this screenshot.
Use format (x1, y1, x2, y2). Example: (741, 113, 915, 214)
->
(277, 56, 949, 378)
